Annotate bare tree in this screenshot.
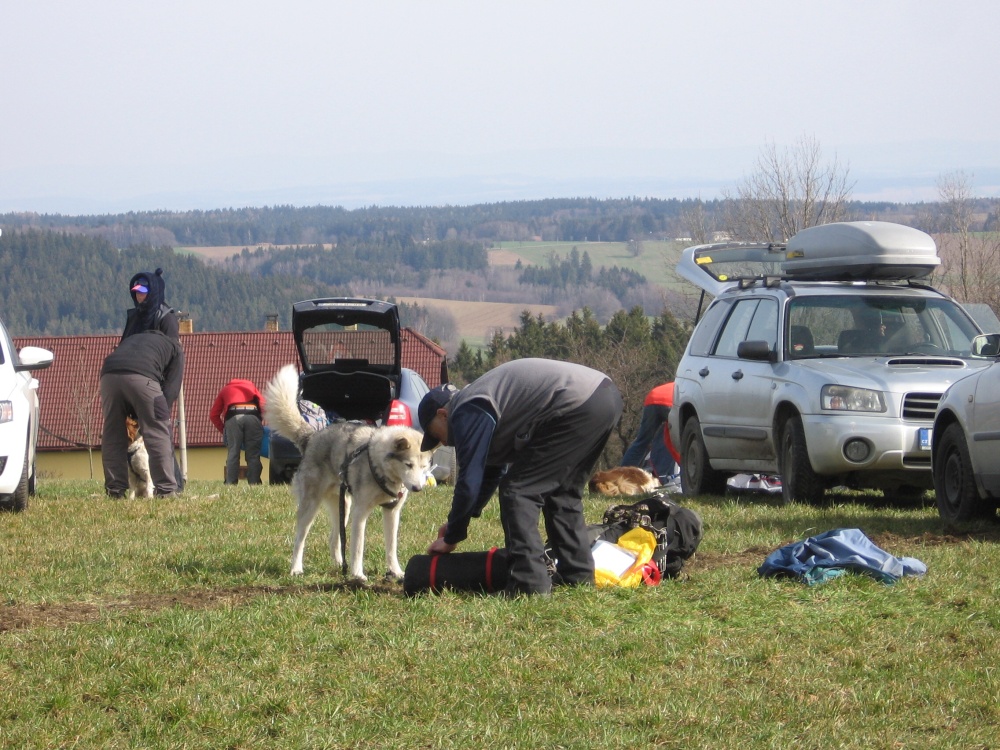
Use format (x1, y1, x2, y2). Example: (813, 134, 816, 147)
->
(722, 135, 855, 242)
(933, 170, 1000, 320)
(679, 198, 711, 245)
(68, 350, 102, 478)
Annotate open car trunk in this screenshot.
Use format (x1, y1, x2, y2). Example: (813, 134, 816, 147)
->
(291, 298, 402, 422)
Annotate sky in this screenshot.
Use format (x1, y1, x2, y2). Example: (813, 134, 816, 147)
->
(3, 0, 999, 215)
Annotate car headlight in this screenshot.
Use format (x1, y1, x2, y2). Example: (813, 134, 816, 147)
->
(821, 385, 886, 412)
(0, 401, 13, 423)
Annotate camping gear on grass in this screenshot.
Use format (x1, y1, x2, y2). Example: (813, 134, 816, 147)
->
(404, 547, 510, 596)
(592, 490, 704, 579)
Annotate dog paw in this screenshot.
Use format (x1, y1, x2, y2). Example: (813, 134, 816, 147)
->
(384, 570, 404, 583)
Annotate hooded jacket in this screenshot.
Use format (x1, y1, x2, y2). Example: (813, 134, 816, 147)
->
(121, 268, 179, 342)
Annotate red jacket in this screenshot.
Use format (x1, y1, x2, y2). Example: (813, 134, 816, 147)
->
(646, 382, 680, 464)
(210, 379, 266, 433)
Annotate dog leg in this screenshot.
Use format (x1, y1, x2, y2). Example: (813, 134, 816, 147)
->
(347, 501, 371, 581)
(381, 495, 408, 580)
(291, 491, 324, 575)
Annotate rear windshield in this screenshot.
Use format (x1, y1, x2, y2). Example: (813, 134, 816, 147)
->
(300, 322, 395, 370)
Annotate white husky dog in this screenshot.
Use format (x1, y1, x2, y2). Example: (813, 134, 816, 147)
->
(264, 364, 433, 580)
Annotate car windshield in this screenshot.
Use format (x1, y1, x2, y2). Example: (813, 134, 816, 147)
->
(786, 295, 982, 359)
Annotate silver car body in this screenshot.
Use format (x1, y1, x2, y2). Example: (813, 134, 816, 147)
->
(931, 333, 1000, 520)
(668, 221, 990, 502)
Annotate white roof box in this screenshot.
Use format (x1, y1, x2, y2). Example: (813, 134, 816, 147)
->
(783, 221, 940, 281)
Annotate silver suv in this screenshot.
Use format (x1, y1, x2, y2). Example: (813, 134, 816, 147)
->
(667, 221, 990, 505)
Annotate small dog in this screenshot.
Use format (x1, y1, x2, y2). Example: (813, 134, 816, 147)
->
(264, 364, 433, 581)
(125, 417, 154, 499)
(589, 466, 659, 496)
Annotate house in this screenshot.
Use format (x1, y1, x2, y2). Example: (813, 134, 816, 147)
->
(14, 326, 448, 483)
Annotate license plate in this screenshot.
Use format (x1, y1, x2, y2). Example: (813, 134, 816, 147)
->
(918, 427, 932, 450)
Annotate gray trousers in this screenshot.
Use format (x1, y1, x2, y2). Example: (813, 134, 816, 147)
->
(101, 372, 177, 496)
(223, 413, 264, 484)
(499, 379, 624, 595)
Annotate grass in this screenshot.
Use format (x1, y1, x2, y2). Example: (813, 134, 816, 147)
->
(2, 480, 999, 749)
(496, 240, 688, 291)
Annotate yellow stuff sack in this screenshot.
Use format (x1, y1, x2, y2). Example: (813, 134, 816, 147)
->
(593, 526, 657, 588)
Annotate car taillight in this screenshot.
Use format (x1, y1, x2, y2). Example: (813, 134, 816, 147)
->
(386, 400, 412, 426)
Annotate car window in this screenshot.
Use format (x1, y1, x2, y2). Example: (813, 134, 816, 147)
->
(714, 299, 776, 358)
(687, 299, 730, 356)
(301, 323, 395, 369)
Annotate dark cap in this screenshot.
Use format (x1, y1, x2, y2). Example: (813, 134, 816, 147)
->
(418, 384, 458, 452)
(131, 281, 149, 294)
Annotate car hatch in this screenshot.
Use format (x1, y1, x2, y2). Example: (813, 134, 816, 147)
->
(291, 297, 402, 422)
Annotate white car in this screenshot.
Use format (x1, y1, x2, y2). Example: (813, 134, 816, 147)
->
(0, 315, 54, 511)
(932, 333, 1000, 522)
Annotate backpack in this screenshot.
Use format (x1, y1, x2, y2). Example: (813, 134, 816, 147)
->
(590, 490, 704, 579)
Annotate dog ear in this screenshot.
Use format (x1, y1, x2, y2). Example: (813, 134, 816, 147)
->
(393, 435, 412, 452)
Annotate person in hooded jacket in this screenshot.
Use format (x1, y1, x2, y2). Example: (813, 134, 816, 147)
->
(121, 268, 179, 342)
(100, 329, 185, 498)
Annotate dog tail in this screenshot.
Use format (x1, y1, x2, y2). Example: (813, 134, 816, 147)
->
(263, 364, 316, 452)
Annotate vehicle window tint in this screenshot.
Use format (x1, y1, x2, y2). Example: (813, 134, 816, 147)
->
(687, 299, 730, 356)
(745, 298, 778, 349)
(714, 299, 762, 358)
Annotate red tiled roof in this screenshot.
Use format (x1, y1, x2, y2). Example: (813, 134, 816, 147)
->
(15, 328, 448, 451)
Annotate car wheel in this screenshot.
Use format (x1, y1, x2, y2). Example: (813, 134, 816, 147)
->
(779, 416, 826, 505)
(0, 451, 30, 513)
(680, 415, 727, 496)
(934, 423, 989, 522)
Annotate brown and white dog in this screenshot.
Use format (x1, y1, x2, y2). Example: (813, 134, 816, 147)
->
(588, 466, 658, 496)
(125, 417, 154, 499)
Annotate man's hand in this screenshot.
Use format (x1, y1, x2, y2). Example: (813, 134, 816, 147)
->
(428, 524, 456, 555)
(428, 537, 457, 555)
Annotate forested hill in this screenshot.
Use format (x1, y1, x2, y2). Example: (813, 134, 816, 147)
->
(2, 198, 699, 247)
(0, 230, 337, 335)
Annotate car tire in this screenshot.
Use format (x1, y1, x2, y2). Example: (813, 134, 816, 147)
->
(680, 415, 727, 496)
(0, 451, 30, 513)
(779, 416, 826, 505)
(934, 423, 990, 522)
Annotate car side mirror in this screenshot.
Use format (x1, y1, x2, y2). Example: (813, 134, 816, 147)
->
(971, 333, 1000, 358)
(737, 340, 776, 362)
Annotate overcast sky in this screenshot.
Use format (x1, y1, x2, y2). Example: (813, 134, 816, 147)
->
(3, 0, 999, 214)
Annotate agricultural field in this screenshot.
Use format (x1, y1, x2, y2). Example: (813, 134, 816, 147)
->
(2, 480, 998, 749)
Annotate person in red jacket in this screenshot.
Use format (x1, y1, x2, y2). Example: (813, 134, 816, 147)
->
(210, 379, 266, 485)
(620, 382, 679, 482)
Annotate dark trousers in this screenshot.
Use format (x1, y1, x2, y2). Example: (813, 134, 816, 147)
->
(100, 372, 177, 496)
(223, 412, 263, 484)
(620, 403, 675, 480)
(499, 379, 624, 595)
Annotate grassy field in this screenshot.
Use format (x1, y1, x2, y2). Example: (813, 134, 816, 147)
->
(2, 480, 998, 749)
(494, 240, 688, 291)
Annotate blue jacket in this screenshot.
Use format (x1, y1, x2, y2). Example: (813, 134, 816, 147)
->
(758, 528, 927, 585)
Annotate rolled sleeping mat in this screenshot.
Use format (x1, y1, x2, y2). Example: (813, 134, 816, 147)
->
(404, 547, 510, 596)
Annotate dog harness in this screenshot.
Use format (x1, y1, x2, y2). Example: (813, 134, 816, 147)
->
(336, 437, 405, 576)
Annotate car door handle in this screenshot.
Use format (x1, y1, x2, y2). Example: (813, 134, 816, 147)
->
(732, 370, 744, 380)
(699, 367, 710, 377)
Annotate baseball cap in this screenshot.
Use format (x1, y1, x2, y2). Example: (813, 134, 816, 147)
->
(418, 384, 458, 451)
(131, 281, 149, 294)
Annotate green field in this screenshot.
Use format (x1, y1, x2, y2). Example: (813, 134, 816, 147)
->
(497, 240, 689, 291)
(2, 480, 998, 749)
